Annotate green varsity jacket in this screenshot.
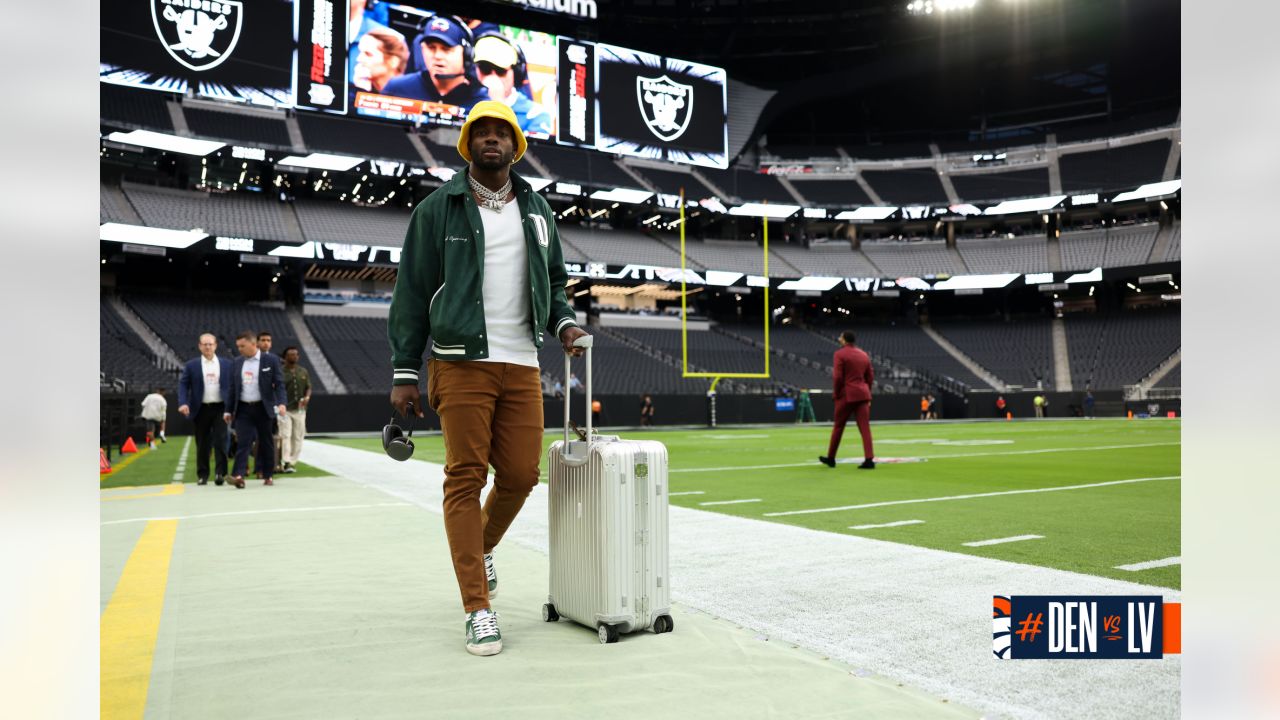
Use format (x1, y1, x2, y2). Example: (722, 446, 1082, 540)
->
(388, 168, 579, 386)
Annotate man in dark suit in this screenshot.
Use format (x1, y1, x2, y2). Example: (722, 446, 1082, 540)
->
(178, 333, 234, 486)
(223, 330, 288, 488)
(819, 331, 876, 470)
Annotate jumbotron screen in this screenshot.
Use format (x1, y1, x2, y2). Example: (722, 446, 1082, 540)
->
(99, 1, 729, 166)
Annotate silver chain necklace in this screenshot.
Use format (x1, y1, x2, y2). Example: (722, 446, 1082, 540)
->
(467, 172, 512, 212)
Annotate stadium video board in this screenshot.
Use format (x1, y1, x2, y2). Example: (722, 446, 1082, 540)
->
(100, 0, 295, 106)
(100, 1, 728, 167)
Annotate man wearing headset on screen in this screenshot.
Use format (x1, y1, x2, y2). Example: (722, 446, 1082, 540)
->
(472, 33, 552, 136)
(380, 15, 489, 109)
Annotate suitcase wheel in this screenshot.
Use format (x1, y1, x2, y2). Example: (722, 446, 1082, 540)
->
(598, 624, 620, 644)
(542, 603, 560, 622)
(653, 615, 674, 634)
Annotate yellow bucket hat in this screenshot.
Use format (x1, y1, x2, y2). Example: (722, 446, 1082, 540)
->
(456, 100, 527, 164)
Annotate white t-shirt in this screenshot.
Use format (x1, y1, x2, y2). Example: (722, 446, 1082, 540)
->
(240, 352, 262, 402)
(201, 355, 222, 404)
(477, 200, 538, 368)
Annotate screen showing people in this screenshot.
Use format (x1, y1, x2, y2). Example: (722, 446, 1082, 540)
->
(346, 4, 555, 138)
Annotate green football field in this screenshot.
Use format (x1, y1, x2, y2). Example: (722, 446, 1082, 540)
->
(321, 417, 1181, 589)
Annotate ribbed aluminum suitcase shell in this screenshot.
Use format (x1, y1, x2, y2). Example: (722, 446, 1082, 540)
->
(547, 438, 670, 636)
(543, 334, 671, 641)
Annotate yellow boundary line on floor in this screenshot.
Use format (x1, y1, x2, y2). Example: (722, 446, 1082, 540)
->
(102, 484, 185, 502)
(101, 447, 152, 479)
(101, 519, 178, 720)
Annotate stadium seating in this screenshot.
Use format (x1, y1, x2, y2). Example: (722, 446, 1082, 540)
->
(294, 200, 409, 246)
(950, 168, 1051, 202)
(842, 143, 933, 160)
(930, 318, 1056, 389)
(861, 240, 963, 276)
(1059, 223, 1159, 271)
(526, 143, 641, 189)
(303, 315, 390, 394)
(184, 108, 293, 148)
(788, 179, 872, 207)
(604, 326, 829, 391)
(296, 114, 422, 162)
(101, 301, 178, 390)
(125, 295, 326, 392)
(631, 166, 719, 198)
(100, 84, 173, 131)
(1164, 222, 1181, 262)
(860, 168, 949, 204)
(560, 226, 687, 267)
(694, 168, 795, 204)
(1059, 140, 1172, 193)
(955, 235, 1050, 274)
(123, 182, 299, 241)
(670, 238, 771, 275)
(100, 182, 140, 224)
(1064, 308, 1180, 389)
(1153, 362, 1180, 388)
(770, 242, 881, 277)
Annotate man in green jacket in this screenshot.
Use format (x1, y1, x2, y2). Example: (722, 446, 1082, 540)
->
(388, 100, 588, 657)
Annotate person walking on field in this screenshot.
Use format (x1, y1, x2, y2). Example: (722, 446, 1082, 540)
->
(387, 100, 587, 657)
(818, 331, 875, 470)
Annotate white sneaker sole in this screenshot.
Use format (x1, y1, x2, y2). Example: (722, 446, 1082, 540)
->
(466, 640, 502, 656)
(488, 585, 498, 599)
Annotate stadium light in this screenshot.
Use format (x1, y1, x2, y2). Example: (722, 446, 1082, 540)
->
(590, 188, 653, 204)
(1071, 193, 1099, 206)
(1025, 272, 1055, 284)
(99, 223, 208, 249)
(983, 195, 1066, 216)
(933, 273, 1020, 290)
(277, 153, 366, 172)
(746, 275, 770, 288)
(1065, 267, 1103, 284)
(729, 203, 801, 219)
(803, 208, 829, 219)
(269, 242, 318, 259)
(835, 207, 898, 221)
(106, 130, 225, 156)
(777, 277, 844, 292)
(705, 271, 745, 286)
(907, 0, 977, 15)
(524, 177, 553, 192)
(553, 181, 581, 195)
(1111, 180, 1182, 203)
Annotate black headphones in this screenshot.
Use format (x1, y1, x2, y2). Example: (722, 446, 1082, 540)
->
(411, 14, 476, 83)
(474, 30, 529, 93)
(383, 402, 416, 461)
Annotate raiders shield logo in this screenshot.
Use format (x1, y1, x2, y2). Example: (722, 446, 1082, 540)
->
(636, 74, 693, 142)
(151, 0, 243, 72)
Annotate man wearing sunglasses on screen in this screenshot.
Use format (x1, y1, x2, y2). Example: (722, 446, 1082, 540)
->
(473, 34, 552, 136)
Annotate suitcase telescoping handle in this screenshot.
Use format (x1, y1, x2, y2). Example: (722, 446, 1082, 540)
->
(563, 334, 594, 452)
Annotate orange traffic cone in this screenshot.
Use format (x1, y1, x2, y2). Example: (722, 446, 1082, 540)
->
(1127, 410, 1134, 420)
(121, 436, 138, 454)
(1005, 411, 1012, 420)
(100, 448, 112, 474)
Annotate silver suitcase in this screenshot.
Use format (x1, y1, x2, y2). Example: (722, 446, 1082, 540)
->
(544, 335, 673, 643)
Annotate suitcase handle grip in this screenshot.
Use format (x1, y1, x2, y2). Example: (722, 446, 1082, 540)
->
(563, 334, 594, 452)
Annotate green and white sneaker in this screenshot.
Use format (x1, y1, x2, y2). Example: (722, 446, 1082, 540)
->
(465, 609, 502, 656)
(484, 553, 498, 598)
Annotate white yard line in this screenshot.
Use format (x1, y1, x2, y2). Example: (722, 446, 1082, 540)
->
(668, 491, 706, 496)
(1115, 556, 1182, 571)
(300, 442, 1180, 720)
(962, 534, 1044, 547)
(101, 502, 412, 526)
(849, 520, 925, 530)
(697, 498, 762, 506)
(764, 475, 1180, 517)
(670, 442, 1179, 474)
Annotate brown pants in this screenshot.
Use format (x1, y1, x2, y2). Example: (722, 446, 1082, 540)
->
(427, 359, 544, 613)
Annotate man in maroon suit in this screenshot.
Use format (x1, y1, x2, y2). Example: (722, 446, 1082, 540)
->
(819, 331, 876, 469)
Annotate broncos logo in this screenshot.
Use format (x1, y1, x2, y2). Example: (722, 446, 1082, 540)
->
(993, 595, 1012, 659)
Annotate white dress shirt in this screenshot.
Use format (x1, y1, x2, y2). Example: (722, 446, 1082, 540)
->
(201, 355, 222, 404)
(240, 351, 263, 402)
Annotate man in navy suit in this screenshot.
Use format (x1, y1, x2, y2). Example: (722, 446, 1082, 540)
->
(178, 333, 234, 486)
(223, 330, 288, 488)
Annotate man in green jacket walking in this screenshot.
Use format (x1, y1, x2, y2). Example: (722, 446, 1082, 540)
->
(388, 100, 588, 657)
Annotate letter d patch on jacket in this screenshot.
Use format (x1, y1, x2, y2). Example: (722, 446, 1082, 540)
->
(528, 214, 549, 247)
